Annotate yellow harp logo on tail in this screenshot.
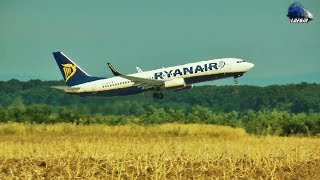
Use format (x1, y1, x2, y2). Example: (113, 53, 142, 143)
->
(62, 64, 77, 82)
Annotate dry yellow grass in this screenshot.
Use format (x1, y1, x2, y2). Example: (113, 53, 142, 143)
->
(0, 123, 319, 179)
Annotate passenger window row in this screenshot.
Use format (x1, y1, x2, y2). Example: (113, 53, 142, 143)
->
(102, 80, 133, 88)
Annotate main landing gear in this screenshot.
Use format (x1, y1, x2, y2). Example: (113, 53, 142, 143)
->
(153, 92, 164, 99)
(153, 87, 164, 99)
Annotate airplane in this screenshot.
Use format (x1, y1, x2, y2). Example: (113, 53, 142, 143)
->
(52, 51, 254, 99)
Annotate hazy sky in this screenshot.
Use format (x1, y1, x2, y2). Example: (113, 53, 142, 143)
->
(0, 0, 319, 86)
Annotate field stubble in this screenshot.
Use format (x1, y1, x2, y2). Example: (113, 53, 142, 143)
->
(0, 123, 319, 179)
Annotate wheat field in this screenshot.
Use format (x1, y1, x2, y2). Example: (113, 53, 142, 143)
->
(0, 123, 319, 179)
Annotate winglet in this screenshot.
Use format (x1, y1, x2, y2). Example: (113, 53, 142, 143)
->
(107, 63, 121, 76)
(136, 67, 143, 73)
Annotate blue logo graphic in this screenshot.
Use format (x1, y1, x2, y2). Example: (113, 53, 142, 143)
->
(287, 2, 313, 23)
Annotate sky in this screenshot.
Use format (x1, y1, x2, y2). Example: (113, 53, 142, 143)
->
(0, 0, 319, 86)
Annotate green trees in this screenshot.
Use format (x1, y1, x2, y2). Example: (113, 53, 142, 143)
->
(0, 107, 7, 122)
(140, 105, 172, 124)
(25, 105, 52, 124)
(0, 79, 319, 136)
(241, 110, 320, 136)
(188, 105, 213, 123)
(1, 80, 320, 114)
(0, 104, 319, 136)
(7, 107, 25, 123)
(243, 110, 291, 135)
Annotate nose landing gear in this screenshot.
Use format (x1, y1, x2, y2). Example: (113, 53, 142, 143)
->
(233, 73, 243, 84)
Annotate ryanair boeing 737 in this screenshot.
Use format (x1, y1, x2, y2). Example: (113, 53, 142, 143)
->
(52, 52, 254, 99)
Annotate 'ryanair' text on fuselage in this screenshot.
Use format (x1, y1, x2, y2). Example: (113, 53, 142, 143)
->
(154, 61, 225, 79)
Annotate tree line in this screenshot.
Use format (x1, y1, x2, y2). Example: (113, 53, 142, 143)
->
(0, 79, 319, 136)
(0, 104, 319, 136)
(1, 79, 319, 114)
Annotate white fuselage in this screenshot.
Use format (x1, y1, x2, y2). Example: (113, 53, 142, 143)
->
(72, 58, 254, 94)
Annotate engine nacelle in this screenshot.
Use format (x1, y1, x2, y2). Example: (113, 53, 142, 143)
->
(164, 78, 186, 90)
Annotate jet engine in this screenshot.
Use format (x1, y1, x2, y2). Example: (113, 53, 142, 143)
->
(164, 78, 186, 90)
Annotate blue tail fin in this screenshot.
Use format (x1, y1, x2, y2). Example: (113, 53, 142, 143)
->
(53, 51, 101, 86)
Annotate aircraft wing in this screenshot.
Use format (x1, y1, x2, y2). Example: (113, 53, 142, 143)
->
(107, 63, 164, 89)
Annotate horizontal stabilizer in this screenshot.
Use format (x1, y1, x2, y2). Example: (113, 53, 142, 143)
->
(51, 86, 80, 92)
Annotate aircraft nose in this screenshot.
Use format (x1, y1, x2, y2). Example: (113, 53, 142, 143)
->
(247, 62, 254, 70)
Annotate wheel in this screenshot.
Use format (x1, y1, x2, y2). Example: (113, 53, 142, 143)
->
(158, 92, 164, 99)
(153, 92, 159, 99)
(152, 92, 164, 99)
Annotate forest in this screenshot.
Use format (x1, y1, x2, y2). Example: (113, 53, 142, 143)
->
(0, 79, 319, 136)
